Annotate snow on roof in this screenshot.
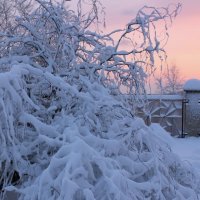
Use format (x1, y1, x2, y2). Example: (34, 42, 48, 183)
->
(183, 79, 200, 91)
(125, 94, 183, 100)
(147, 94, 183, 100)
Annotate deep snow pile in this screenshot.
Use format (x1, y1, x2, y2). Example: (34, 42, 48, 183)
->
(0, 63, 200, 200)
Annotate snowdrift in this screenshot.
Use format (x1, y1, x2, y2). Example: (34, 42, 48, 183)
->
(0, 63, 200, 200)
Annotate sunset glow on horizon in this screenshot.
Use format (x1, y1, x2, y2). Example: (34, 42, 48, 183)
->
(99, 0, 200, 82)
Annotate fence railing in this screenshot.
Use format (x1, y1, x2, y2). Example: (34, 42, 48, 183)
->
(137, 95, 183, 136)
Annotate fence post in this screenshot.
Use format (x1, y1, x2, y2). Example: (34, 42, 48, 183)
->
(181, 99, 188, 138)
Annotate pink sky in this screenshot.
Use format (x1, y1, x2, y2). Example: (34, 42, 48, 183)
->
(100, 0, 200, 81)
(69, 1, 200, 82)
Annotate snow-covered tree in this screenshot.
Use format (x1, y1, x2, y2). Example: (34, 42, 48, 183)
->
(1, 1, 200, 199)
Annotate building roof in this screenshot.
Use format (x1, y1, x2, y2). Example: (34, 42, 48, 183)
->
(183, 79, 200, 91)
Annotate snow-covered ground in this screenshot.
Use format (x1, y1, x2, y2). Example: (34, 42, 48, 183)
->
(172, 137, 200, 173)
(151, 124, 200, 175)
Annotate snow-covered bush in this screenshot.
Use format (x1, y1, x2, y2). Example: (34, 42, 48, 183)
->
(1, 63, 200, 200)
(0, 0, 200, 199)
